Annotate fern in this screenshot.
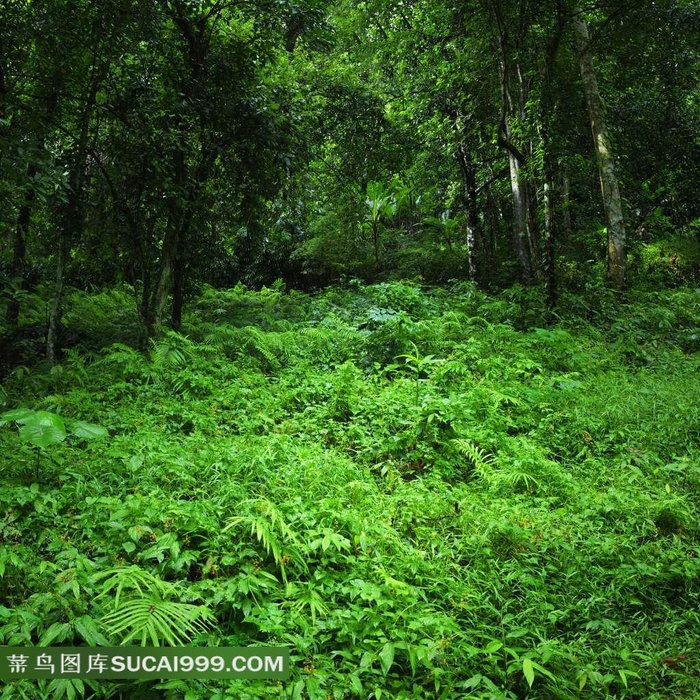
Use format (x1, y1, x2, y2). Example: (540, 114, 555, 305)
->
(249, 328, 291, 368)
(200, 324, 241, 352)
(224, 498, 306, 581)
(62, 348, 95, 386)
(497, 468, 540, 493)
(100, 598, 212, 647)
(91, 566, 214, 646)
(96, 343, 144, 375)
(202, 321, 357, 368)
(201, 325, 287, 369)
(453, 438, 497, 480)
(150, 331, 196, 368)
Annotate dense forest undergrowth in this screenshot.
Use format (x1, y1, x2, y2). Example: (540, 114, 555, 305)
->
(1, 280, 699, 699)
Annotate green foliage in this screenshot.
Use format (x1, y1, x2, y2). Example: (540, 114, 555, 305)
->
(1, 282, 700, 699)
(1, 408, 107, 449)
(93, 567, 214, 646)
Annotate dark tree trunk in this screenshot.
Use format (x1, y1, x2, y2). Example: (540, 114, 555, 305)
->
(171, 255, 186, 332)
(560, 165, 572, 239)
(6, 163, 36, 325)
(46, 232, 68, 362)
(46, 66, 102, 362)
(456, 141, 483, 282)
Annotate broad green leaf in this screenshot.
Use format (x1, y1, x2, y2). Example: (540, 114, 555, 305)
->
(0, 408, 35, 425)
(523, 658, 535, 687)
(349, 674, 362, 694)
(464, 674, 483, 689)
(304, 676, 323, 699)
(39, 622, 73, 646)
(74, 615, 109, 646)
(378, 641, 395, 676)
(578, 670, 588, 690)
(531, 660, 556, 681)
(67, 420, 108, 440)
(19, 411, 66, 448)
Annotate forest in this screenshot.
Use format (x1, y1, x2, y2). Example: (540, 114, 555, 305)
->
(1, 0, 699, 698)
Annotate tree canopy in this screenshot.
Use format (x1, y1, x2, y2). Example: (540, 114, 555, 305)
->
(2, 0, 699, 342)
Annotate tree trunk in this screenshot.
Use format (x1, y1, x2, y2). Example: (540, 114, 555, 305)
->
(560, 164, 572, 239)
(46, 66, 102, 361)
(6, 163, 36, 325)
(46, 232, 68, 363)
(139, 265, 152, 337)
(171, 254, 186, 332)
(372, 221, 380, 267)
(543, 156, 557, 309)
(527, 180, 540, 276)
(152, 225, 177, 332)
(506, 133, 533, 284)
(574, 13, 626, 289)
(456, 141, 483, 282)
(496, 43, 535, 284)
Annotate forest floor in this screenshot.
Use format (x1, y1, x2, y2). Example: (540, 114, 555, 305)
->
(1, 280, 700, 699)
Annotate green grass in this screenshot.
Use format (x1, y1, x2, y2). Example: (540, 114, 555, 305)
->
(1, 281, 699, 699)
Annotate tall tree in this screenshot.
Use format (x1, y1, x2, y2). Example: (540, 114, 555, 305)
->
(573, 9, 627, 288)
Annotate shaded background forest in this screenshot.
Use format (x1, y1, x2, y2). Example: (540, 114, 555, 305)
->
(2, 0, 700, 356)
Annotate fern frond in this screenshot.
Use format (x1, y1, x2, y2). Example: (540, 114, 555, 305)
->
(224, 499, 305, 580)
(96, 343, 143, 369)
(452, 438, 497, 480)
(150, 331, 195, 368)
(496, 467, 540, 494)
(91, 566, 213, 646)
(101, 598, 213, 647)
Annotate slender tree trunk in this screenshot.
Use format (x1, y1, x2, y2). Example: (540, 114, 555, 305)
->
(46, 232, 68, 362)
(481, 188, 498, 284)
(497, 46, 534, 284)
(153, 225, 177, 331)
(560, 164, 572, 239)
(171, 255, 186, 332)
(137, 215, 157, 338)
(456, 141, 483, 281)
(527, 180, 540, 275)
(46, 65, 102, 361)
(139, 266, 152, 334)
(506, 134, 532, 283)
(170, 200, 197, 332)
(574, 13, 626, 288)
(543, 156, 557, 309)
(152, 141, 186, 332)
(6, 163, 36, 325)
(372, 221, 380, 268)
